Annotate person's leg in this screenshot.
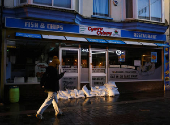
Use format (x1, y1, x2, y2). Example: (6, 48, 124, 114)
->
(37, 92, 53, 115)
(52, 92, 62, 115)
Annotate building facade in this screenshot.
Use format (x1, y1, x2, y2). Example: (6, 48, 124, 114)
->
(0, 0, 169, 102)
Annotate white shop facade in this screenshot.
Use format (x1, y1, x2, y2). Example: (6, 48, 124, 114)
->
(3, 17, 169, 96)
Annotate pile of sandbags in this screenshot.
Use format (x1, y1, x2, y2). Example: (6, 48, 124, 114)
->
(82, 81, 119, 97)
(57, 89, 85, 99)
(57, 81, 119, 99)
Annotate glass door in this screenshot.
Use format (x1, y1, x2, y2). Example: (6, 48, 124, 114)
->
(90, 49, 108, 87)
(59, 48, 80, 90)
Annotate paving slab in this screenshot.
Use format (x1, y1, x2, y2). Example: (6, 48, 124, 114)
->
(0, 91, 170, 125)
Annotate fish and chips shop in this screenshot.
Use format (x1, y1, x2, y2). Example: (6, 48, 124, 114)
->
(2, 17, 169, 101)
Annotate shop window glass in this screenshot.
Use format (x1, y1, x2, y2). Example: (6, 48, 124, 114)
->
(138, 0, 162, 21)
(92, 51, 106, 73)
(108, 48, 162, 81)
(93, 0, 109, 17)
(138, 0, 150, 20)
(151, 0, 162, 21)
(81, 48, 89, 68)
(6, 41, 59, 83)
(81, 47, 89, 82)
(62, 50, 78, 73)
(33, 0, 71, 8)
(33, 0, 52, 6)
(54, 0, 71, 8)
(126, 0, 133, 18)
(20, 0, 27, 3)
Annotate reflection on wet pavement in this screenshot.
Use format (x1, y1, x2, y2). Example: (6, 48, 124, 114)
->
(0, 91, 168, 125)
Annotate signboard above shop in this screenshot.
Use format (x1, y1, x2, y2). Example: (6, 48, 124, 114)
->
(5, 17, 79, 33)
(6, 17, 166, 41)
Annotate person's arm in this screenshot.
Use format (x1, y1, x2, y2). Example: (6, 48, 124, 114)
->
(57, 71, 66, 80)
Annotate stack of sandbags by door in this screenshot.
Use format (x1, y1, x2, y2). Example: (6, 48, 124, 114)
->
(57, 89, 85, 99)
(57, 81, 119, 99)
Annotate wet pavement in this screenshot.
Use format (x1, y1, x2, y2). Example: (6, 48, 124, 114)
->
(0, 91, 170, 125)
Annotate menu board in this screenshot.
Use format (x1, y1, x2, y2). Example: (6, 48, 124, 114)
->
(61, 77, 78, 90)
(109, 68, 138, 80)
(92, 76, 106, 86)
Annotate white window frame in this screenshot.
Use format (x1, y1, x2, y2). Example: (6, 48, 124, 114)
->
(18, 0, 75, 10)
(124, 0, 164, 23)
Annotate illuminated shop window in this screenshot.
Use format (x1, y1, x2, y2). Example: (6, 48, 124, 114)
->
(108, 48, 162, 81)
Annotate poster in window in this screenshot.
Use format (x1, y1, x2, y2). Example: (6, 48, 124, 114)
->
(151, 52, 157, 63)
(118, 51, 125, 62)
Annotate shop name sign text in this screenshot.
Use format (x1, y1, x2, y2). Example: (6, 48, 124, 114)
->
(5, 17, 79, 33)
(134, 33, 157, 39)
(88, 27, 112, 36)
(25, 22, 64, 30)
(80, 25, 121, 37)
(121, 30, 166, 41)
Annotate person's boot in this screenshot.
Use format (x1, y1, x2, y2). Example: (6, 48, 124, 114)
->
(36, 114, 44, 120)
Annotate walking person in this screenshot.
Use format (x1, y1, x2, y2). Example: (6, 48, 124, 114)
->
(36, 56, 66, 120)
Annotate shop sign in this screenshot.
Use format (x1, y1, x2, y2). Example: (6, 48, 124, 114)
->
(80, 25, 121, 37)
(118, 51, 125, 62)
(154, 43, 170, 47)
(5, 17, 79, 33)
(151, 52, 157, 63)
(61, 77, 78, 90)
(16, 32, 42, 38)
(121, 30, 166, 41)
(164, 45, 170, 90)
(107, 40, 126, 44)
(86, 38, 107, 43)
(92, 76, 106, 86)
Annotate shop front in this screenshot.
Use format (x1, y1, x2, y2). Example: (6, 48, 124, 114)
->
(2, 17, 169, 101)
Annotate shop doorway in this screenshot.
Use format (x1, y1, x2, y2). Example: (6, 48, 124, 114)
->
(90, 49, 108, 87)
(59, 48, 80, 90)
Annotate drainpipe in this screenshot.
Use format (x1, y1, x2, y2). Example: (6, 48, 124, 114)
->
(0, 0, 4, 102)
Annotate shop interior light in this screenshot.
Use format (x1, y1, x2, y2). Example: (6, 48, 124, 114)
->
(92, 51, 105, 54)
(108, 51, 115, 53)
(7, 46, 16, 48)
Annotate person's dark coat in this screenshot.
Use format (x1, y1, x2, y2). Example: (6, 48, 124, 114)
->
(44, 66, 64, 92)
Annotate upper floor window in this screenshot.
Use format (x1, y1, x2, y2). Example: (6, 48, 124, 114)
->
(32, 0, 71, 8)
(93, 0, 109, 17)
(138, 0, 162, 22)
(126, 0, 163, 22)
(20, 0, 27, 3)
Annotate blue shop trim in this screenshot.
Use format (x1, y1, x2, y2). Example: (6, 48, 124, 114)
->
(6, 17, 166, 41)
(154, 43, 170, 47)
(121, 30, 166, 41)
(16, 32, 42, 39)
(86, 38, 107, 43)
(106, 40, 126, 44)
